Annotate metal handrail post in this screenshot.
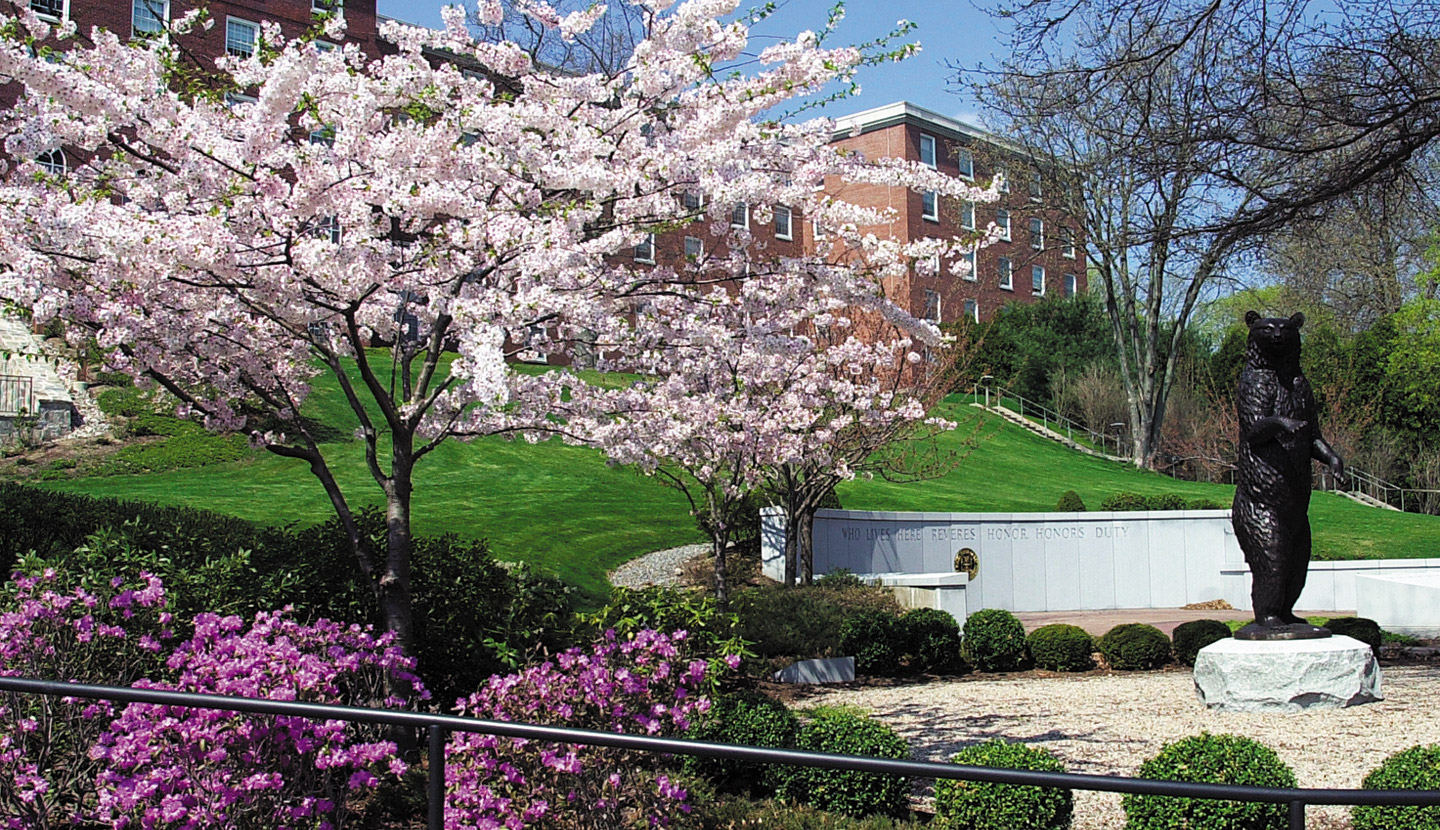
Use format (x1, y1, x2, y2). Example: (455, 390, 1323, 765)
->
(1290, 799, 1305, 830)
(429, 724, 445, 830)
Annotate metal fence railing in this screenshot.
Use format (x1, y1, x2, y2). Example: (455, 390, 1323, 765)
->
(971, 383, 1132, 459)
(2, 675, 1437, 830)
(0, 374, 34, 416)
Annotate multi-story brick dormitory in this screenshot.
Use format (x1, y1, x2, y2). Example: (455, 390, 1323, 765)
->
(13, 2, 1084, 333)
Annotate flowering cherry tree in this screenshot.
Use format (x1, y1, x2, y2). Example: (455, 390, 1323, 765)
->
(0, 1, 992, 658)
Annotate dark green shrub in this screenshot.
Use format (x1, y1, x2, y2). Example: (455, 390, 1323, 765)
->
(935, 740, 1072, 830)
(777, 710, 912, 819)
(95, 386, 154, 418)
(1027, 624, 1094, 672)
(580, 586, 750, 690)
(815, 568, 865, 589)
(127, 412, 205, 437)
(1098, 492, 1148, 511)
(840, 609, 906, 676)
(1097, 623, 1170, 670)
(1172, 619, 1231, 666)
(684, 689, 799, 794)
(1123, 733, 1297, 830)
(94, 433, 250, 475)
(1187, 498, 1226, 510)
(1055, 490, 1086, 512)
(961, 609, 1029, 673)
(1325, 616, 1382, 656)
(1145, 494, 1188, 511)
(1384, 630, 1422, 647)
(733, 581, 900, 660)
(900, 607, 965, 674)
(690, 789, 928, 829)
(1353, 744, 1440, 830)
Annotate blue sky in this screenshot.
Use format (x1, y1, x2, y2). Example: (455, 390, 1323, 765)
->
(373, 0, 1008, 127)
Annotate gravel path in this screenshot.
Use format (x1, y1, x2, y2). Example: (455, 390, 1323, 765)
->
(609, 544, 710, 589)
(798, 664, 1440, 830)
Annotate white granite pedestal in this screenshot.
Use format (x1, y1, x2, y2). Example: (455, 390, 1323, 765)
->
(1193, 635, 1382, 713)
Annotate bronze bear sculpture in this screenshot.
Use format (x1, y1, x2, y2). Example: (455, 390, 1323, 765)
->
(1231, 311, 1346, 640)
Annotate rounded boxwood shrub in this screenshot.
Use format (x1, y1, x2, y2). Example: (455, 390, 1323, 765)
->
(684, 689, 799, 794)
(1123, 733, 1297, 830)
(1353, 744, 1440, 830)
(839, 609, 905, 676)
(1056, 490, 1087, 512)
(776, 710, 912, 818)
(1145, 493, 1188, 511)
(1099, 492, 1149, 511)
(901, 607, 965, 674)
(1027, 624, 1094, 672)
(962, 609, 1030, 673)
(1326, 616, 1382, 656)
(1097, 623, 1171, 670)
(1172, 619, 1232, 667)
(935, 739, 1073, 830)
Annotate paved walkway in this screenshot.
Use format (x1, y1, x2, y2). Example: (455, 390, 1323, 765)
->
(1014, 607, 1354, 637)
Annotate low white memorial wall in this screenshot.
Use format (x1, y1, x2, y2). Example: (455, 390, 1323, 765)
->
(762, 507, 1245, 614)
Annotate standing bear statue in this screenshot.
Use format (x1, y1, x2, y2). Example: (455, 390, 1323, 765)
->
(1232, 311, 1346, 640)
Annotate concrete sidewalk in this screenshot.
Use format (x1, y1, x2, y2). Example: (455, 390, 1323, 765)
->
(1013, 608, 1354, 638)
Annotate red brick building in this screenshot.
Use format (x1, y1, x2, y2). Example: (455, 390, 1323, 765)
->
(23, 3, 1083, 327)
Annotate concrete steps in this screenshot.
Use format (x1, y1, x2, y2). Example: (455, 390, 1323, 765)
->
(1338, 490, 1400, 511)
(976, 402, 1129, 464)
(0, 312, 75, 442)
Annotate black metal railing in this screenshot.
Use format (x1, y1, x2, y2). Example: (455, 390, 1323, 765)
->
(0, 374, 33, 417)
(1, 675, 1437, 830)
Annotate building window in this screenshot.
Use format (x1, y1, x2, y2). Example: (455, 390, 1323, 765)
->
(1030, 217, 1044, 250)
(998, 256, 1013, 290)
(315, 40, 338, 52)
(996, 208, 1011, 241)
(30, 0, 65, 21)
(1029, 170, 1043, 200)
(995, 166, 1010, 192)
(919, 133, 937, 167)
(957, 148, 974, 180)
(226, 18, 259, 58)
(921, 190, 938, 222)
(960, 201, 975, 231)
(1061, 226, 1077, 258)
(313, 0, 343, 16)
(1032, 264, 1046, 295)
(309, 125, 336, 146)
(963, 298, 979, 323)
(811, 216, 826, 240)
(224, 91, 258, 108)
(774, 205, 792, 240)
(36, 149, 66, 177)
(961, 248, 977, 281)
(1064, 273, 1077, 297)
(683, 191, 703, 212)
(314, 215, 341, 243)
(923, 290, 941, 323)
(684, 236, 703, 262)
(634, 234, 655, 264)
(731, 202, 748, 229)
(132, 0, 168, 36)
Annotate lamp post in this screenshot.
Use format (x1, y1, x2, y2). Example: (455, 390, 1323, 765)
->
(1108, 422, 1126, 457)
(980, 374, 994, 409)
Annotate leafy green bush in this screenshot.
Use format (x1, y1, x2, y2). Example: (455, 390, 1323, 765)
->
(690, 789, 928, 829)
(1098, 493, 1198, 511)
(1123, 733, 1297, 830)
(1098, 492, 1149, 511)
(1353, 744, 1440, 830)
(815, 568, 865, 589)
(1097, 623, 1170, 670)
(581, 586, 751, 690)
(94, 386, 155, 418)
(840, 609, 906, 676)
(935, 740, 1072, 830)
(127, 412, 205, 437)
(1026, 624, 1094, 672)
(1055, 490, 1086, 512)
(777, 710, 912, 819)
(1384, 630, 1422, 647)
(94, 433, 250, 475)
(1325, 617, 1382, 656)
(901, 607, 965, 674)
(684, 689, 799, 794)
(733, 580, 901, 661)
(1146, 494, 1188, 511)
(1188, 498, 1227, 510)
(1172, 619, 1232, 666)
(961, 609, 1029, 673)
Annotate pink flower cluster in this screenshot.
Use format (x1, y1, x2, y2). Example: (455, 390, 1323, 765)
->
(445, 629, 722, 830)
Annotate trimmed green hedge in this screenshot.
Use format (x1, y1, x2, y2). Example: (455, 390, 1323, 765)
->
(935, 740, 1072, 830)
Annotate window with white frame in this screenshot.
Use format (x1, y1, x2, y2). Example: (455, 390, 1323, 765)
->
(957, 148, 974, 180)
(923, 290, 941, 323)
(314, 215, 341, 243)
(684, 236, 703, 262)
(224, 91, 258, 109)
(132, 0, 168, 36)
(634, 234, 655, 264)
(226, 18, 259, 58)
(998, 256, 1013, 290)
(811, 216, 825, 240)
(995, 166, 1010, 192)
(731, 202, 748, 228)
(1032, 264, 1046, 295)
(960, 200, 975, 230)
(36, 149, 66, 177)
(1029, 170, 1043, 200)
(313, 0, 343, 16)
(996, 208, 1011, 241)
(774, 205, 792, 240)
(919, 133, 937, 167)
(1064, 273, 1077, 297)
(1030, 217, 1044, 250)
(683, 191, 703, 212)
(309, 124, 336, 146)
(961, 248, 977, 281)
(30, 0, 65, 21)
(921, 190, 938, 222)
(1061, 226, 1076, 258)
(963, 298, 978, 323)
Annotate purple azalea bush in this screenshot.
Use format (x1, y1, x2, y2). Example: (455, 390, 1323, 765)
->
(446, 629, 730, 830)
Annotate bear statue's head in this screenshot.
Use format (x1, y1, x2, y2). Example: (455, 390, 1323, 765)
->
(1244, 310, 1304, 361)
